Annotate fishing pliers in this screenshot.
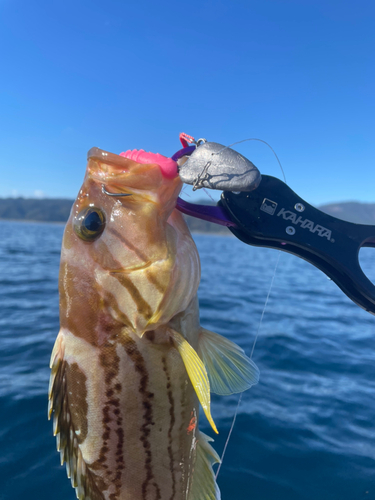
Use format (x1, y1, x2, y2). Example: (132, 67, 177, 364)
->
(172, 135, 375, 316)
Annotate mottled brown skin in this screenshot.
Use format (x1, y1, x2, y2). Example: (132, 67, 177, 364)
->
(50, 149, 202, 499)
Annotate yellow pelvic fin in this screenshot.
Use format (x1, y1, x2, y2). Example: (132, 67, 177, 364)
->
(169, 328, 218, 434)
(198, 328, 260, 396)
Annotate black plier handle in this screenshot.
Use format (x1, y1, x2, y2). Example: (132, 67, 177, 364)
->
(219, 176, 375, 315)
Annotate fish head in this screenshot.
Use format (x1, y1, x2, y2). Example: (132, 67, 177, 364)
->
(59, 147, 200, 343)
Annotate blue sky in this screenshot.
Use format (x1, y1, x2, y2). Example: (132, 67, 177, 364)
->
(1, 0, 374, 205)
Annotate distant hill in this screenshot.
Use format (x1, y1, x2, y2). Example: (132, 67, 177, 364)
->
(0, 197, 229, 234)
(0, 197, 374, 232)
(319, 202, 375, 225)
(0, 198, 73, 223)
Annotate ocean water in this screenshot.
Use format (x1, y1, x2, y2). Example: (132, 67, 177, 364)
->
(1, 219, 375, 500)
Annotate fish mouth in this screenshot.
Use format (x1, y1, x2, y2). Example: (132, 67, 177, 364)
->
(109, 261, 152, 274)
(87, 147, 178, 179)
(88, 147, 126, 166)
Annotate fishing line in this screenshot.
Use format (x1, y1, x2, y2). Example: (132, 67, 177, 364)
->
(215, 392, 243, 479)
(180, 185, 192, 198)
(203, 187, 216, 203)
(250, 252, 281, 359)
(217, 137, 287, 184)
(215, 254, 281, 480)
(215, 137, 286, 480)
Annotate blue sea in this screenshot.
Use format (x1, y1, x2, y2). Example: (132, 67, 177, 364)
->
(1, 219, 375, 500)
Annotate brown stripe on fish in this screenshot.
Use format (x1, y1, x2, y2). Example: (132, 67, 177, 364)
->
(106, 226, 149, 262)
(178, 378, 189, 437)
(144, 268, 168, 295)
(64, 362, 89, 444)
(59, 263, 104, 347)
(92, 240, 128, 271)
(110, 272, 153, 320)
(106, 226, 169, 294)
(50, 351, 104, 500)
(162, 356, 176, 500)
(103, 290, 132, 328)
(121, 335, 161, 500)
(178, 375, 189, 489)
(78, 239, 162, 325)
(144, 330, 155, 342)
(94, 341, 125, 497)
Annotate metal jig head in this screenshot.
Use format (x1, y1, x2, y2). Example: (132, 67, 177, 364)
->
(178, 141, 261, 192)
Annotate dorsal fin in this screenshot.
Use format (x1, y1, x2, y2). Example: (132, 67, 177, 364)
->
(48, 333, 103, 500)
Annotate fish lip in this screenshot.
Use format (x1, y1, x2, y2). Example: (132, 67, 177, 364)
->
(87, 147, 126, 166)
(109, 261, 152, 274)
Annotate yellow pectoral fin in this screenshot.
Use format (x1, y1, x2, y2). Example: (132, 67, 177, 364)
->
(169, 328, 218, 434)
(198, 327, 260, 396)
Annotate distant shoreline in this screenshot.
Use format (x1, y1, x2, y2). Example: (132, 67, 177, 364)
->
(0, 218, 66, 226)
(1, 198, 375, 227)
(0, 217, 234, 236)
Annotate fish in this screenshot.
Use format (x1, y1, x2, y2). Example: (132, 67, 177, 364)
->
(48, 146, 259, 500)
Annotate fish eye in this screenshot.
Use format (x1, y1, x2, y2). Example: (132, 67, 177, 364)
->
(73, 207, 106, 242)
